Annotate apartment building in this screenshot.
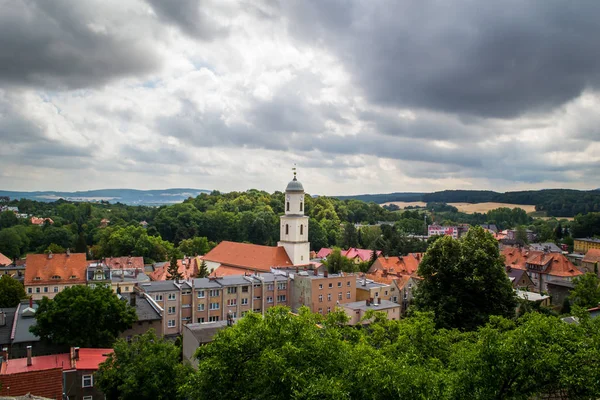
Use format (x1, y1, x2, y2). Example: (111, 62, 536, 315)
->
(574, 238, 600, 254)
(291, 270, 357, 315)
(355, 276, 394, 302)
(24, 252, 87, 300)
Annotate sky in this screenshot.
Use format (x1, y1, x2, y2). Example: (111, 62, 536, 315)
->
(2, 0, 600, 196)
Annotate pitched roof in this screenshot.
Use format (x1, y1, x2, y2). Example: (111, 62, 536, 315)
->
(203, 241, 292, 271)
(24, 253, 87, 286)
(501, 247, 582, 277)
(0, 252, 11, 266)
(368, 254, 422, 277)
(316, 248, 332, 258)
(101, 256, 145, 270)
(29, 217, 53, 225)
(149, 257, 199, 281)
(0, 307, 16, 345)
(73, 348, 113, 370)
(316, 248, 381, 262)
(1, 353, 71, 374)
(583, 249, 600, 264)
(212, 265, 249, 277)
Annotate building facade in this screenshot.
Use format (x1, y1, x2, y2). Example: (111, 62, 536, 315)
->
(278, 174, 310, 265)
(24, 252, 87, 300)
(574, 238, 600, 254)
(291, 270, 357, 315)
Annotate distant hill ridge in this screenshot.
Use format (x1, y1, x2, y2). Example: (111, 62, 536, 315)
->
(0, 188, 211, 205)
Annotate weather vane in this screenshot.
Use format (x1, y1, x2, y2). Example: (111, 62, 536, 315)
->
(292, 163, 297, 179)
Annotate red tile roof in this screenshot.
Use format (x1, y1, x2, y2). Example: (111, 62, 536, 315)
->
(0, 252, 11, 266)
(1, 353, 71, 374)
(101, 256, 145, 270)
(0, 367, 63, 399)
(73, 348, 113, 370)
(583, 249, 600, 264)
(368, 254, 422, 277)
(317, 248, 381, 262)
(316, 248, 332, 258)
(30, 217, 53, 225)
(203, 241, 292, 272)
(501, 247, 582, 277)
(24, 253, 87, 286)
(149, 257, 199, 281)
(212, 265, 250, 276)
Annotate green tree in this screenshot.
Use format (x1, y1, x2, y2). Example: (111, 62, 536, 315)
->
(323, 248, 355, 273)
(96, 330, 192, 400)
(178, 236, 210, 256)
(414, 226, 517, 330)
(0, 275, 27, 307)
(197, 259, 209, 278)
(340, 222, 359, 248)
(554, 222, 563, 239)
(0, 228, 24, 259)
(515, 225, 529, 244)
(30, 285, 136, 347)
(167, 253, 183, 280)
(44, 243, 66, 254)
(569, 272, 600, 309)
(0, 210, 18, 229)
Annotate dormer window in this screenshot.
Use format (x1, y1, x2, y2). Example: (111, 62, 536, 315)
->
(51, 275, 61, 280)
(70, 275, 77, 279)
(34, 277, 41, 281)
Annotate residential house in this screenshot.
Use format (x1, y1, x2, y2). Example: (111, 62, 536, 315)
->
(29, 217, 53, 226)
(139, 220, 148, 228)
(149, 257, 199, 281)
(119, 291, 163, 341)
(0, 346, 112, 400)
(368, 254, 422, 278)
(516, 290, 551, 308)
(394, 275, 421, 315)
(529, 242, 563, 253)
(138, 280, 185, 338)
(182, 321, 229, 369)
(24, 252, 87, 300)
(291, 269, 356, 315)
(502, 247, 583, 293)
(573, 238, 600, 254)
(581, 249, 600, 276)
(428, 224, 459, 239)
(203, 241, 293, 276)
(506, 229, 536, 242)
(316, 248, 381, 264)
(480, 224, 498, 233)
(99, 218, 110, 227)
(0, 252, 11, 266)
(87, 257, 149, 293)
(355, 277, 393, 302)
(546, 281, 574, 307)
(506, 266, 535, 291)
(341, 299, 401, 324)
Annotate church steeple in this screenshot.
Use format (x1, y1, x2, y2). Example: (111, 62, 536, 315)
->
(279, 169, 310, 265)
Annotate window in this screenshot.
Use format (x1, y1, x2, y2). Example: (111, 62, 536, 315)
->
(375, 292, 379, 297)
(227, 299, 237, 306)
(36, 287, 40, 293)
(385, 290, 388, 296)
(318, 308, 323, 314)
(300, 225, 303, 235)
(209, 289, 219, 297)
(182, 317, 191, 322)
(277, 295, 286, 302)
(125, 287, 129, 292)
(267, 296, 273, 303)
(51, 275, 61, 280)
(327, 293, 332, 301)
(286, 202, 290, 211)
(83, 396, 93, 400)
(300, 202, 303, 211)
(241, 311, 249, 317)
(253, 296, 261, 300)
(197, 303, 205, 311)
(278, 283, 287, 290)
(403, 292, 407, 299)
(338, 293, 342, 300)
(182, 290, 191, 295)
(254, 308, 261, 312)
(34, 277, 41, 281)
(327, 307, 331, 313)
(227, 287, 237, 294)
(267, 284, 274, 291)
(242, 286, 249, 293)
(89, 284, 96, 290)
(27, 288, 32, 294)
(241, 298, 248, 305)
(197, 317, 205, 323)
(209, 302, 219, 310)
(82, 375, 93, 388)
(168, 320, 176, 328)
(318, 295, 323, 302)
(155, 294, 163, 301)
(285, 224, 289, 235)
(347, 281, 351, 286)
(393, 296, 398, 303)
(53, 287, 59, 293)
(328, 283, 333, 288)
(168, 293, 176, 300)
(209, 316, 219, 322)
(319, 284, 323, 289)
(168, 306, 176, 314)
(70, 275, 77, 279)
(347, 291, 351, 299)
(197, 290, 205, 298)
(337, 282, 342, 287)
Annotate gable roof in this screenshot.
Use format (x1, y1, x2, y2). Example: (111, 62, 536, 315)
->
(24, 253, 87, 286)
(203, 241, 292, 272)
(368, 254, 422, 277)
(101, 256, 145, 270)
(149, 257, 199, 281)
(583, 248, 600, 264)
(501, 247, 582, 278)
(316, 248, 381, 262)
(0, 252, 11, 266)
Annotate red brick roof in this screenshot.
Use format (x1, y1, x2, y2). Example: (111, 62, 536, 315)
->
(212, 265, 250, 276)
(24, 253, 87, 286)
(583, 249, 600, 264)
(203, 241, 292, 272)
(149, 257, 199, 281)
(0, 367, 64, 399)
(0, 252, 11, 266)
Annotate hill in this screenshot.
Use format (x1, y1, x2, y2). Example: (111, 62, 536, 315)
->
(0, 188, 211, 206)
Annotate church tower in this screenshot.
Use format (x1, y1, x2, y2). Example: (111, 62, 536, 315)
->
(278, 171, 310, 265)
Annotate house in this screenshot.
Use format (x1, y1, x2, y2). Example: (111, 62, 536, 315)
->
(516, 290, 551, 307)
(24, 252, 87, 300)
(29, 217, 53, 226)
(87, 258, 150, 293)
(182, 321, 229, 369)
(546, 281, 574, 307)
(0, 263, 26, 282)
(394, 275, 421, 315)
(341, 299, 401, 324)
(573, 238, 600, 254)
(139, 220, 148, 228)
(0, 252, 12, 266)
(506, 266, 535, 291)
(506, 229, 536, 242)
(0, 308, 17, 353)
(480, 224, 498, 233)
(118, 291, 163, 341)
(149, 256, 199, 281)
(355, 277, 393, 302)
(291, 269, 356, 315)
(99, 218, 110, 227)
(0, 346, 112, 400)
(368, 254, 422, 278)
(581, 249, 600, 276)
(428, 224, 458, 239)
(501, 247, 583, 292)
(203, 241, 293, 276)
(316, 248, 381, 264)
(103, 256, 145, 271)
(529, 242, 563, 253)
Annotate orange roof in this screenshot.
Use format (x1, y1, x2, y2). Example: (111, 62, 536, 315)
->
(203, 241, 292, 272)
(74, 348, 113, 370)
(149, 257, 198, 281)
(212, 265, 250, 276)
(583, 249, 600, 264)
(101, 256, 145, 270)
(368, 254, 422, 277)
(30, 217, 53, 225)
(501, 247, 582, 277)
(24, 253, 87, 286)
(0, 252, 11, 266)
(1, 353, 71, 374)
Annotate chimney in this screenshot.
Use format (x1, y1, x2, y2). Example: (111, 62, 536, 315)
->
(314, 268, 318, 276)
(1, 347, 8, 362)
(362, 277, 367, 287)
(324, 270, 328, 278)
(29, 297, 33, 308)
(296, 266, 299, 273)
(66, 248, 70, 256)
(74, 347, 80, 361)
(130, 291, 136, 307)
(366, 299, 370, 306)
(48, 251, 53, 259)
(369, 297, 374, 305)
(26, 346, 32, 366)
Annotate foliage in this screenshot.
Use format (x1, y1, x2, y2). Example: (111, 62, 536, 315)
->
(197, 260, 209, 278)
(569, 272, 600, 309)
(167, 253, 183, 280)
(178, 236, 212, 256)
(323, 248, 356, 273)
(414, 226, 517, 330)
(0, 275, 27, 308)
(30, 285, 137, 347)
(96, 330, 192, 400)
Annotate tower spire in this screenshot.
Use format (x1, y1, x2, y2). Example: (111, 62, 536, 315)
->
(292, 164, 297, 181)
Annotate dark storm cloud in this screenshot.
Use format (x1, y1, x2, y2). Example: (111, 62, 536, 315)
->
(282, 0, 600, 118)
(145, 0, 229, 39)
(0, 0, 160, 89)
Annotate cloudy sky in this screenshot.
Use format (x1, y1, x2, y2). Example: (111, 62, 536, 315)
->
(2, 0, 600, 195)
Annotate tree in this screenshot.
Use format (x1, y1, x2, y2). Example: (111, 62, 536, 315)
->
(0, 210, 18, 229)
(96, 330, 192, 400)
(166, 253, 183, 281)
(0, 228, 24, 259)
(515, 225, 529, 244)
(30, 285, 137, 347)
(414, 226, 517, 330)
(0, 275, 27, 308)
(554, 222, 563, 239)
(197, 260, 209, 278)
(178, 236, 210, 256)
(569, 272, 600, 309)
(323, 248, 355, 273)
(340, 222, 359, 248)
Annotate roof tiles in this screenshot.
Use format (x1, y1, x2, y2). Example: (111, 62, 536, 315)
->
(24, 253, 87, 286)
(203, 241, 292, 272)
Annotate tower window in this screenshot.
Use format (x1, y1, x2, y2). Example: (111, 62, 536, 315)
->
(300, 202, 303, 212)
(285, 224, 289, 235)
(300, 225, 303, 235)
(286, 202, 289, 211)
